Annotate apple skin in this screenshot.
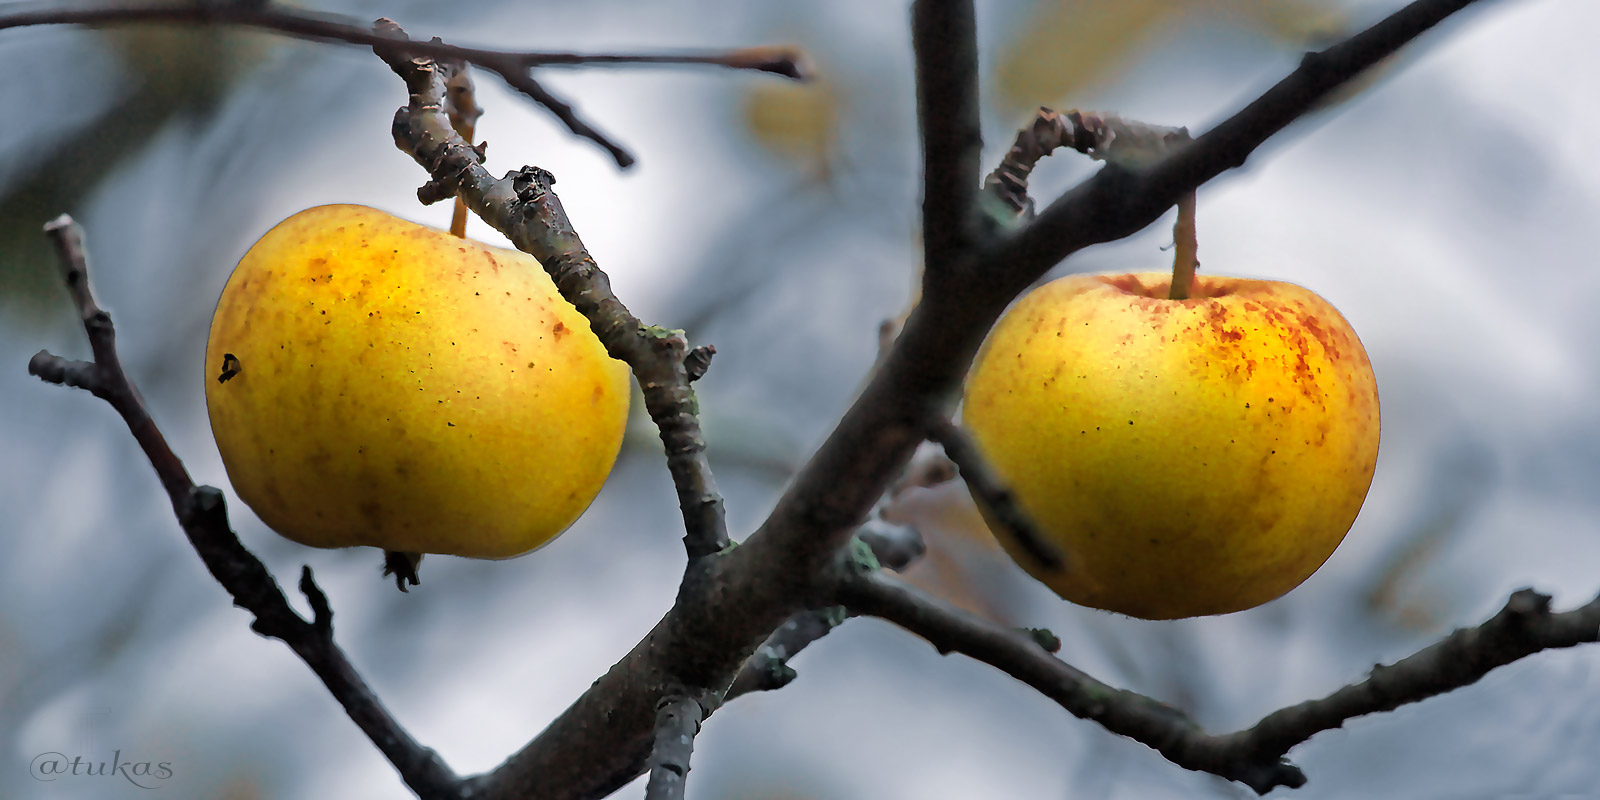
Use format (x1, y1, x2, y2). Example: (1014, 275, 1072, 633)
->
(205, 204, 631, 559)
(962, 271, 1379, 619)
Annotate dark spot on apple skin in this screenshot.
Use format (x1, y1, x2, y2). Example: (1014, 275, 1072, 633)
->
(552, 321, 569, 340)
(217, 353, 242, 384)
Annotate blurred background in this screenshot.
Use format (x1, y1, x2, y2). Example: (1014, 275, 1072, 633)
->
(3, 0, 1597, 797)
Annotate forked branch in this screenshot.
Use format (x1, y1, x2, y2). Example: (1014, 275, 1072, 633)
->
(373, 19, 728, 561)
(838, 570, 1600, 794)
(28, 216, 466, 800)
(990, 0, 1489, 291)
(0, 1, 806, 167)
(22, 0, 1513, 798)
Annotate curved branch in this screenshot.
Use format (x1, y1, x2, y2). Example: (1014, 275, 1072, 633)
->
(1236, 588, 1600, 763)
(838, 569, 1600, 795)
(981, 108, 1188, 218)
(373, 21, 729, 562)
(462, 1, 1496, 795)
(991, 0, 1488, 292)
(27, 216, 464, 800)
(726, 511, 926, 701)
(924, 417, 1063, 571)
(836, 569, 1303, 792)
(374, 29, 759, 799)
(1, 2, 806, 168)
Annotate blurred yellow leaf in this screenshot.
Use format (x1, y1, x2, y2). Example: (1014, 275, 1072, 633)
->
(94, 1, 277, 111)
(993, 0, 1180, 116)
(741, 73, 840, 171)
(993, 0, 1349, 117)
(1215, 0, 1347, 43)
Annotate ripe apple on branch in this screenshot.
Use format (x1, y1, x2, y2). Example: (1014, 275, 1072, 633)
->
(204, 205, 631, 586)
(20, 1, 1600, 799)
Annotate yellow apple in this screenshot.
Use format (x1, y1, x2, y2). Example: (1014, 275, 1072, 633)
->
(962, 271, 1379, 619)
(205, 204, 630, 559)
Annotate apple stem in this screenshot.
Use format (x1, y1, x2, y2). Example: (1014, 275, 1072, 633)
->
(1169, 190, 1198, 300)
(450, 196, 470, 239)
(446, 113, 474, 238)
(442, 63, 481, 239)
(447, 115, 474, 238)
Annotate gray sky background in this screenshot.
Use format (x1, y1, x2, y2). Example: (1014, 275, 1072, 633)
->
(3, 1, 1598, 798)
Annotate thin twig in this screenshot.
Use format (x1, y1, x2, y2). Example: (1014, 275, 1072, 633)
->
(725, 519, 922, 701)
(925, 418, 1063, 571)
(683, 345, 716, 383)
(373, 24, 768, 800)
(725, 608, 847, 699)
(995, 0, 1488, 291)
(378, 1, 1494, 797)
(981, 108, 1188, 218)
(440, 56, 483, 238)
(373, 21, 729, 562)
(839, 569, 1600, 794)
(836, 569, 1303, 792)
(643, 695, 704, 800)
(0, 2, 806, 168)
(852, 516, 926, 572)
(912, 0, 982, 280)
(741, 0, 1491, 605)
(27, 216, 464, 800)
(487, 64, 636, 168)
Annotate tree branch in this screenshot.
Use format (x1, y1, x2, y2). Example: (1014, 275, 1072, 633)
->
(724, 470, 928, 703)
(990, 0, 1487, 293)
(1234, 588, 1600, 771)
(980, 108, 1188, 218)
(468, 1, 1498, 793)
(725, 607, 846, 699)
(27, 216, 465, 800)
(3, 1, 806, 168)
(643, 695, 704, 800)
(924, 417, 1063, 571)
(912, 0, 982, 280)
(372, 26, 771, 799)
(839, 569, 1600, 794)
(373, 21, 729, 562)
(66, 1, 1485, 796)
(739, 0, 1490, 609)
(836, 568, 1306, 793)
